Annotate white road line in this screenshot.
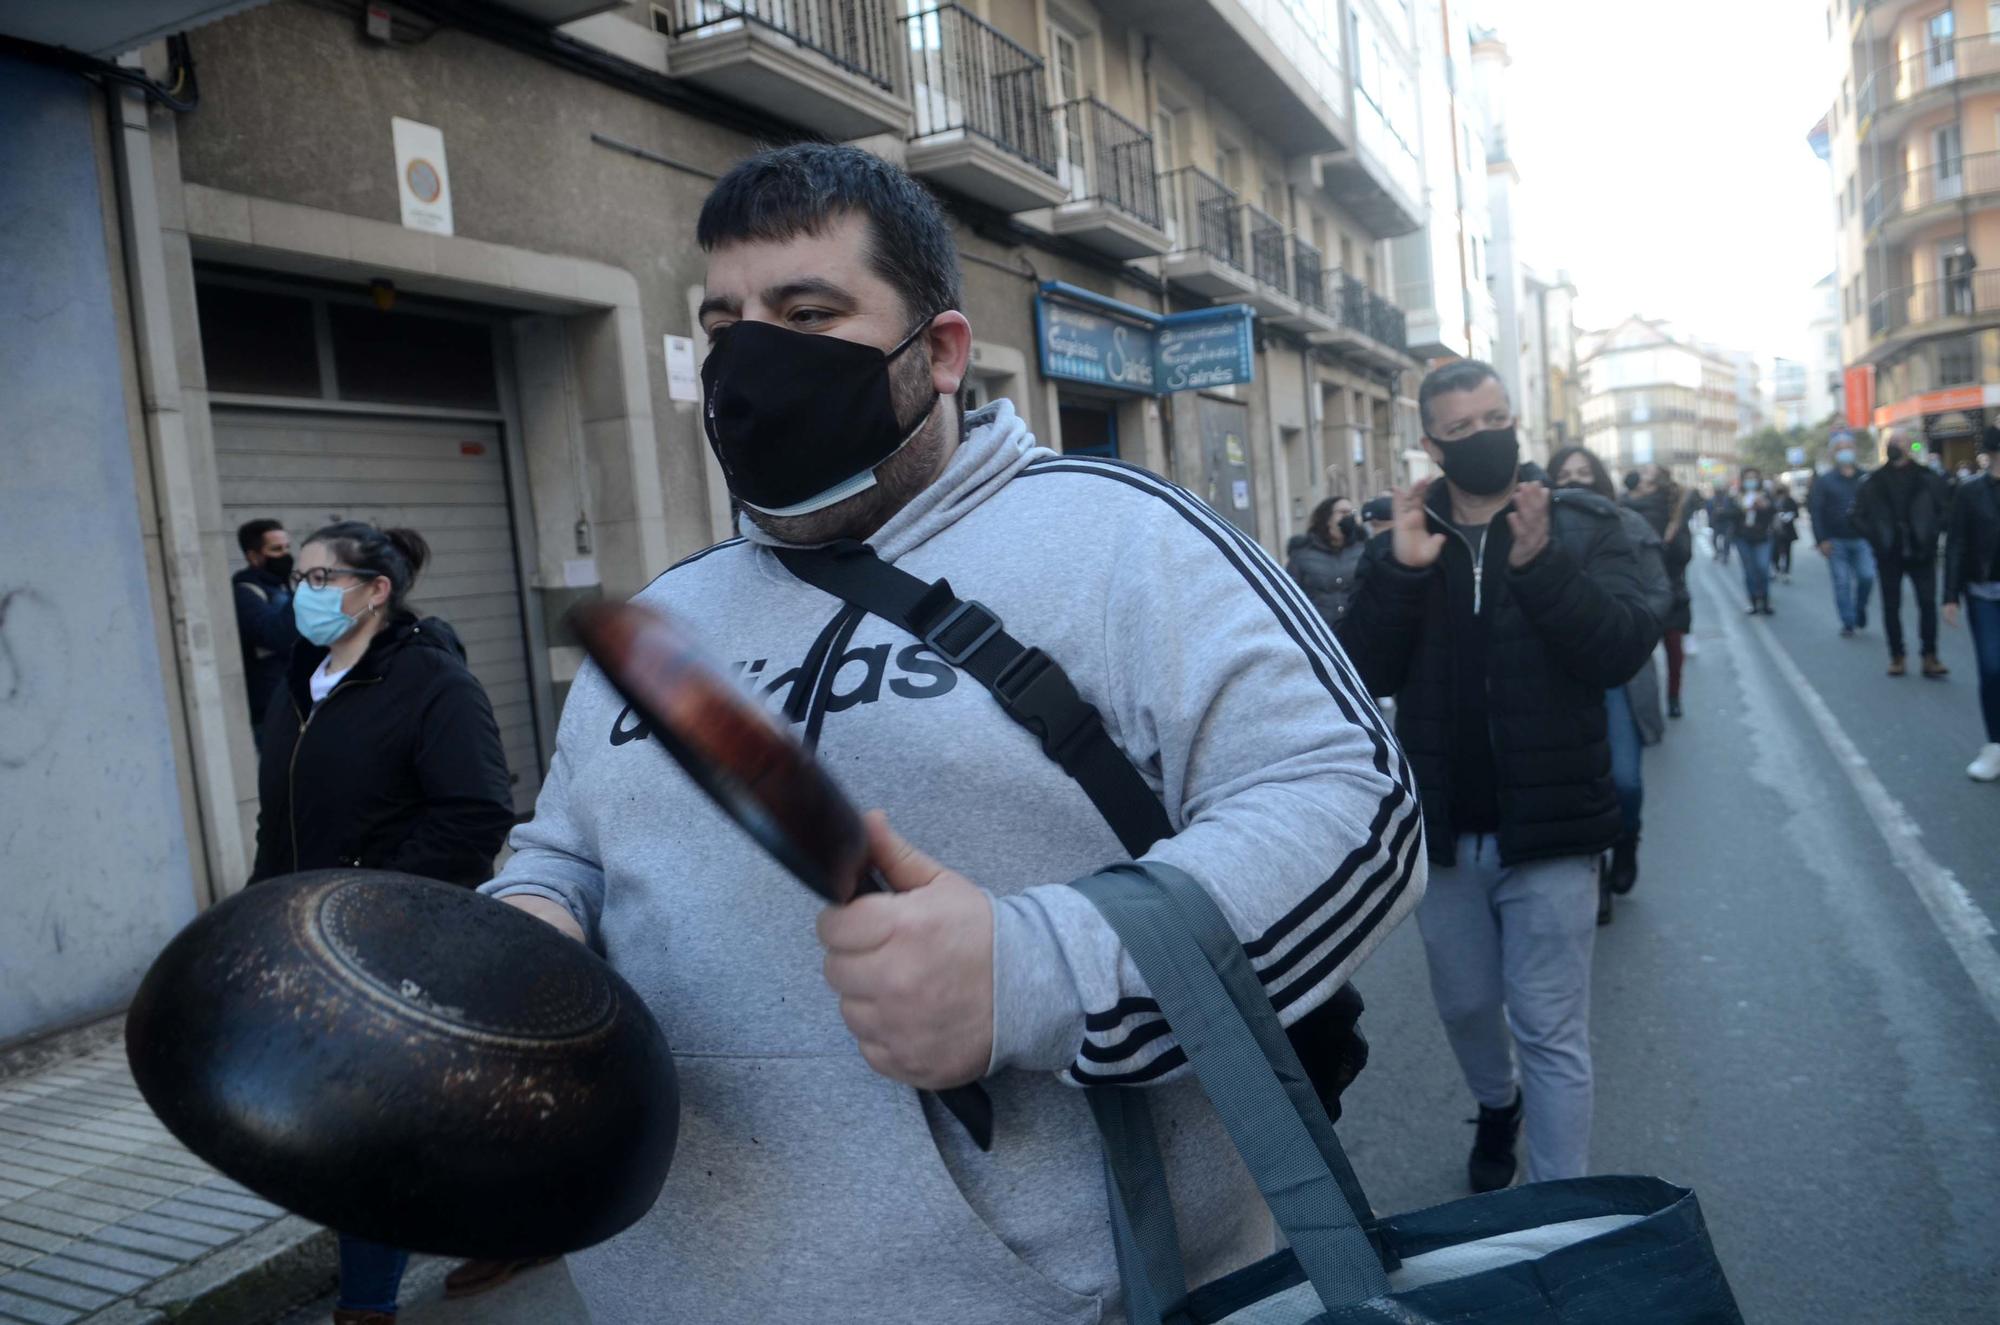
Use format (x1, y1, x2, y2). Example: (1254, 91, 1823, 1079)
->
(1698, 555, 2000, 1028)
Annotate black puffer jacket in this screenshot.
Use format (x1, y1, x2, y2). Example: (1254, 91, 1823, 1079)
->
(1857, 462, 1952, 559)
(1285, 531, 1366, 627)
(1945, 472, 2000, 604)
(251, 613, 516, 887)
(1337, 472, 1661, 867)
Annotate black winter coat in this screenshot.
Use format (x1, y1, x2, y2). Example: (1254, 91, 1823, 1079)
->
(251, 613, 516, 887)
(1285, 531, 1366, 628)
(1336, 473, 1662, 867)
(1625, 487, 1695, 633)
(1945, 472, 2000, 604)
(1857, 462, 1951, 560)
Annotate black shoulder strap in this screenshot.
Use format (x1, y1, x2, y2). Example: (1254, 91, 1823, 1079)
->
(773, 540, 1173, 857)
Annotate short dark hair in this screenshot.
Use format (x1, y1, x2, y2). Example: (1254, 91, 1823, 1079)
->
(304, 521, 431, 615)
(237, 518, 284, 556)
(1417, 359, 1506, 434)
(1548, 445, 1615, 500)
(697, 144, 963, 325)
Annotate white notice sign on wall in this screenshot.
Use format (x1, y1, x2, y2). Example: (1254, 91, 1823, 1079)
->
(665, 335, 699, 403)
(392, 117, 453, 236)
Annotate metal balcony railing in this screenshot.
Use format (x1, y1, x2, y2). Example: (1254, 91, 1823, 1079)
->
(1868, 268, 2000, 338)
(1245, 205, 1289, 295)
(1160, 166, 1242, 268)
(1293, 239, 1326, 312)
(1049, 97, 1162, 229)
(1857, 33, 2000, 124)
(669, 0, 899, 91)
(1337, 272, 1408, 351)
(1862, 149, 2000, 231)
(900, 5, 1055, 173)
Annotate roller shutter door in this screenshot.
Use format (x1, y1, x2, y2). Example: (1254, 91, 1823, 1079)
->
(215, 408, 541, 813)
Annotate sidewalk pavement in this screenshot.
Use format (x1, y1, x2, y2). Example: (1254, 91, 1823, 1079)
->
(0, 1021, 334, 1325)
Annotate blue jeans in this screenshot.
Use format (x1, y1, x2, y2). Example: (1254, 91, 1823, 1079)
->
(1969, 595, 2000, 742)
(1739, 538, 1773, 603)
(1604, 686, 1643, 838)
(338, 1234, 409, 1314)
(1416, 835, 1599, 1182)
(1826, 537, 1876, 630)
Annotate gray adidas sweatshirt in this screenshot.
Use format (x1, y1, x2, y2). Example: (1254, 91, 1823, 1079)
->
(481, 400, 1425, 1323)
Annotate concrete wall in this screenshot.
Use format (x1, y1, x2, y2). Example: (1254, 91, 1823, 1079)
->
(0, 61, 199, 1043)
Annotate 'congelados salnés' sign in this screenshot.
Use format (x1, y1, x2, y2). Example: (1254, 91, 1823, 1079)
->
(1034, 282, 1254, 396)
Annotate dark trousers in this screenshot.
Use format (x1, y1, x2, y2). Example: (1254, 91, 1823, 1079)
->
(1772, 538, 1793, 574)
(1877, 549, 1938, 658)
(1969, 596, 2000, 742)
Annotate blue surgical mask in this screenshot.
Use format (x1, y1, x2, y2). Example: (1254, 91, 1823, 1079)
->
(1742, 479, 1761, 493)
(1834, 449, 1856, 466)
(293, 582, 362, 647)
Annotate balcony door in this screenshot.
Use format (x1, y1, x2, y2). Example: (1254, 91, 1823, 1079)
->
(1936, 123, 1965, 201)
(1929, 9, 1957, 84)
(1048, 20, 1087, 200)
(1155, 105, 1183, 245)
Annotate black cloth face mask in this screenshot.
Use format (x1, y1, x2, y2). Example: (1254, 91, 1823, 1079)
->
(264, 554, 294, 584)
(702, 317, 936, 517)
(1432, 425, 1520, 496)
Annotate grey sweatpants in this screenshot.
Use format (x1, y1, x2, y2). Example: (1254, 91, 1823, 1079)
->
(1415, 834, 1599, 1183)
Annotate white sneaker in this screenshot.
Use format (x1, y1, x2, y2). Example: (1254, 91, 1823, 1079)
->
(1970, 744, 2000, 782)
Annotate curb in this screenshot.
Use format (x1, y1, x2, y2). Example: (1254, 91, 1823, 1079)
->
(80, 1217, 336, 1325)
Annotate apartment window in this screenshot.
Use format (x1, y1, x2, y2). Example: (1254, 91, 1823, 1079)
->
(1939, 335, 1975, 384)
(1216, 142, 1245, 192)
(1845, 173, 1857, 216)
(1341, 236, 1355, 274)
(1841, 76, 1850, 116)
(1929, 9, 1955, 64)
(1990, 1, 2000, 41)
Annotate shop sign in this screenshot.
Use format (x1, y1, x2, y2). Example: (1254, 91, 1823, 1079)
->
(1035, 283, 1255, 396)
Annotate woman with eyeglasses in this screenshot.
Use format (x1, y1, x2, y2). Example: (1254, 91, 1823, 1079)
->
(248, 520, 516, 1325)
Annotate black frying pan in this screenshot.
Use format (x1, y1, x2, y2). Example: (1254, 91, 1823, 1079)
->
(125, 869, 679, 1257)
(569, 599, 995, 1151)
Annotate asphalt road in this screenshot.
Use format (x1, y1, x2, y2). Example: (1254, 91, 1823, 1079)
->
(274, 524, 2000, 1324)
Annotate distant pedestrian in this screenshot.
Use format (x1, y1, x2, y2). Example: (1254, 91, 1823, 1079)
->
(1708, 485, 1738, 564)
(1857, 431, 1952, 678)
(1339, 360, 1660, 1191)
(1626, 464, 1695, 718)
(232, 519, 296, 748)
(1551, 447, 1672, 920)
(1286, 495, 1365, 628)
(248, 520, 517, 1325)
(1943, 427, 2000, 781)
(1734, 467, 1778, 616)
(1771, 481, 1800, 581)
(1808, 436, 1876, 637)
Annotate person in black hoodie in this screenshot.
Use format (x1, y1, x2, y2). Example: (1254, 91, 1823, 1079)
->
(1285, 495, 1366, 628)
(1338, 360, 1659, 1194)
(1857, 432, 1953, 678)
(249, 520, 516, 1325)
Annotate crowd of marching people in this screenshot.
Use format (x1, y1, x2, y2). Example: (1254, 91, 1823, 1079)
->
(1697, 427, 2000, 782)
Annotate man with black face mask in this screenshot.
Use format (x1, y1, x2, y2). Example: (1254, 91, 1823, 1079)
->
(1338, 359, 1660, 1195)
(1857, 430, 1953, 678)
(231, 517, 295, 745)
(477, 144, 1421, 1325)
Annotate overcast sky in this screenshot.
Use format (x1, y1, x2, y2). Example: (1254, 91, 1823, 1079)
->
(1468, 0, 1833, 362)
